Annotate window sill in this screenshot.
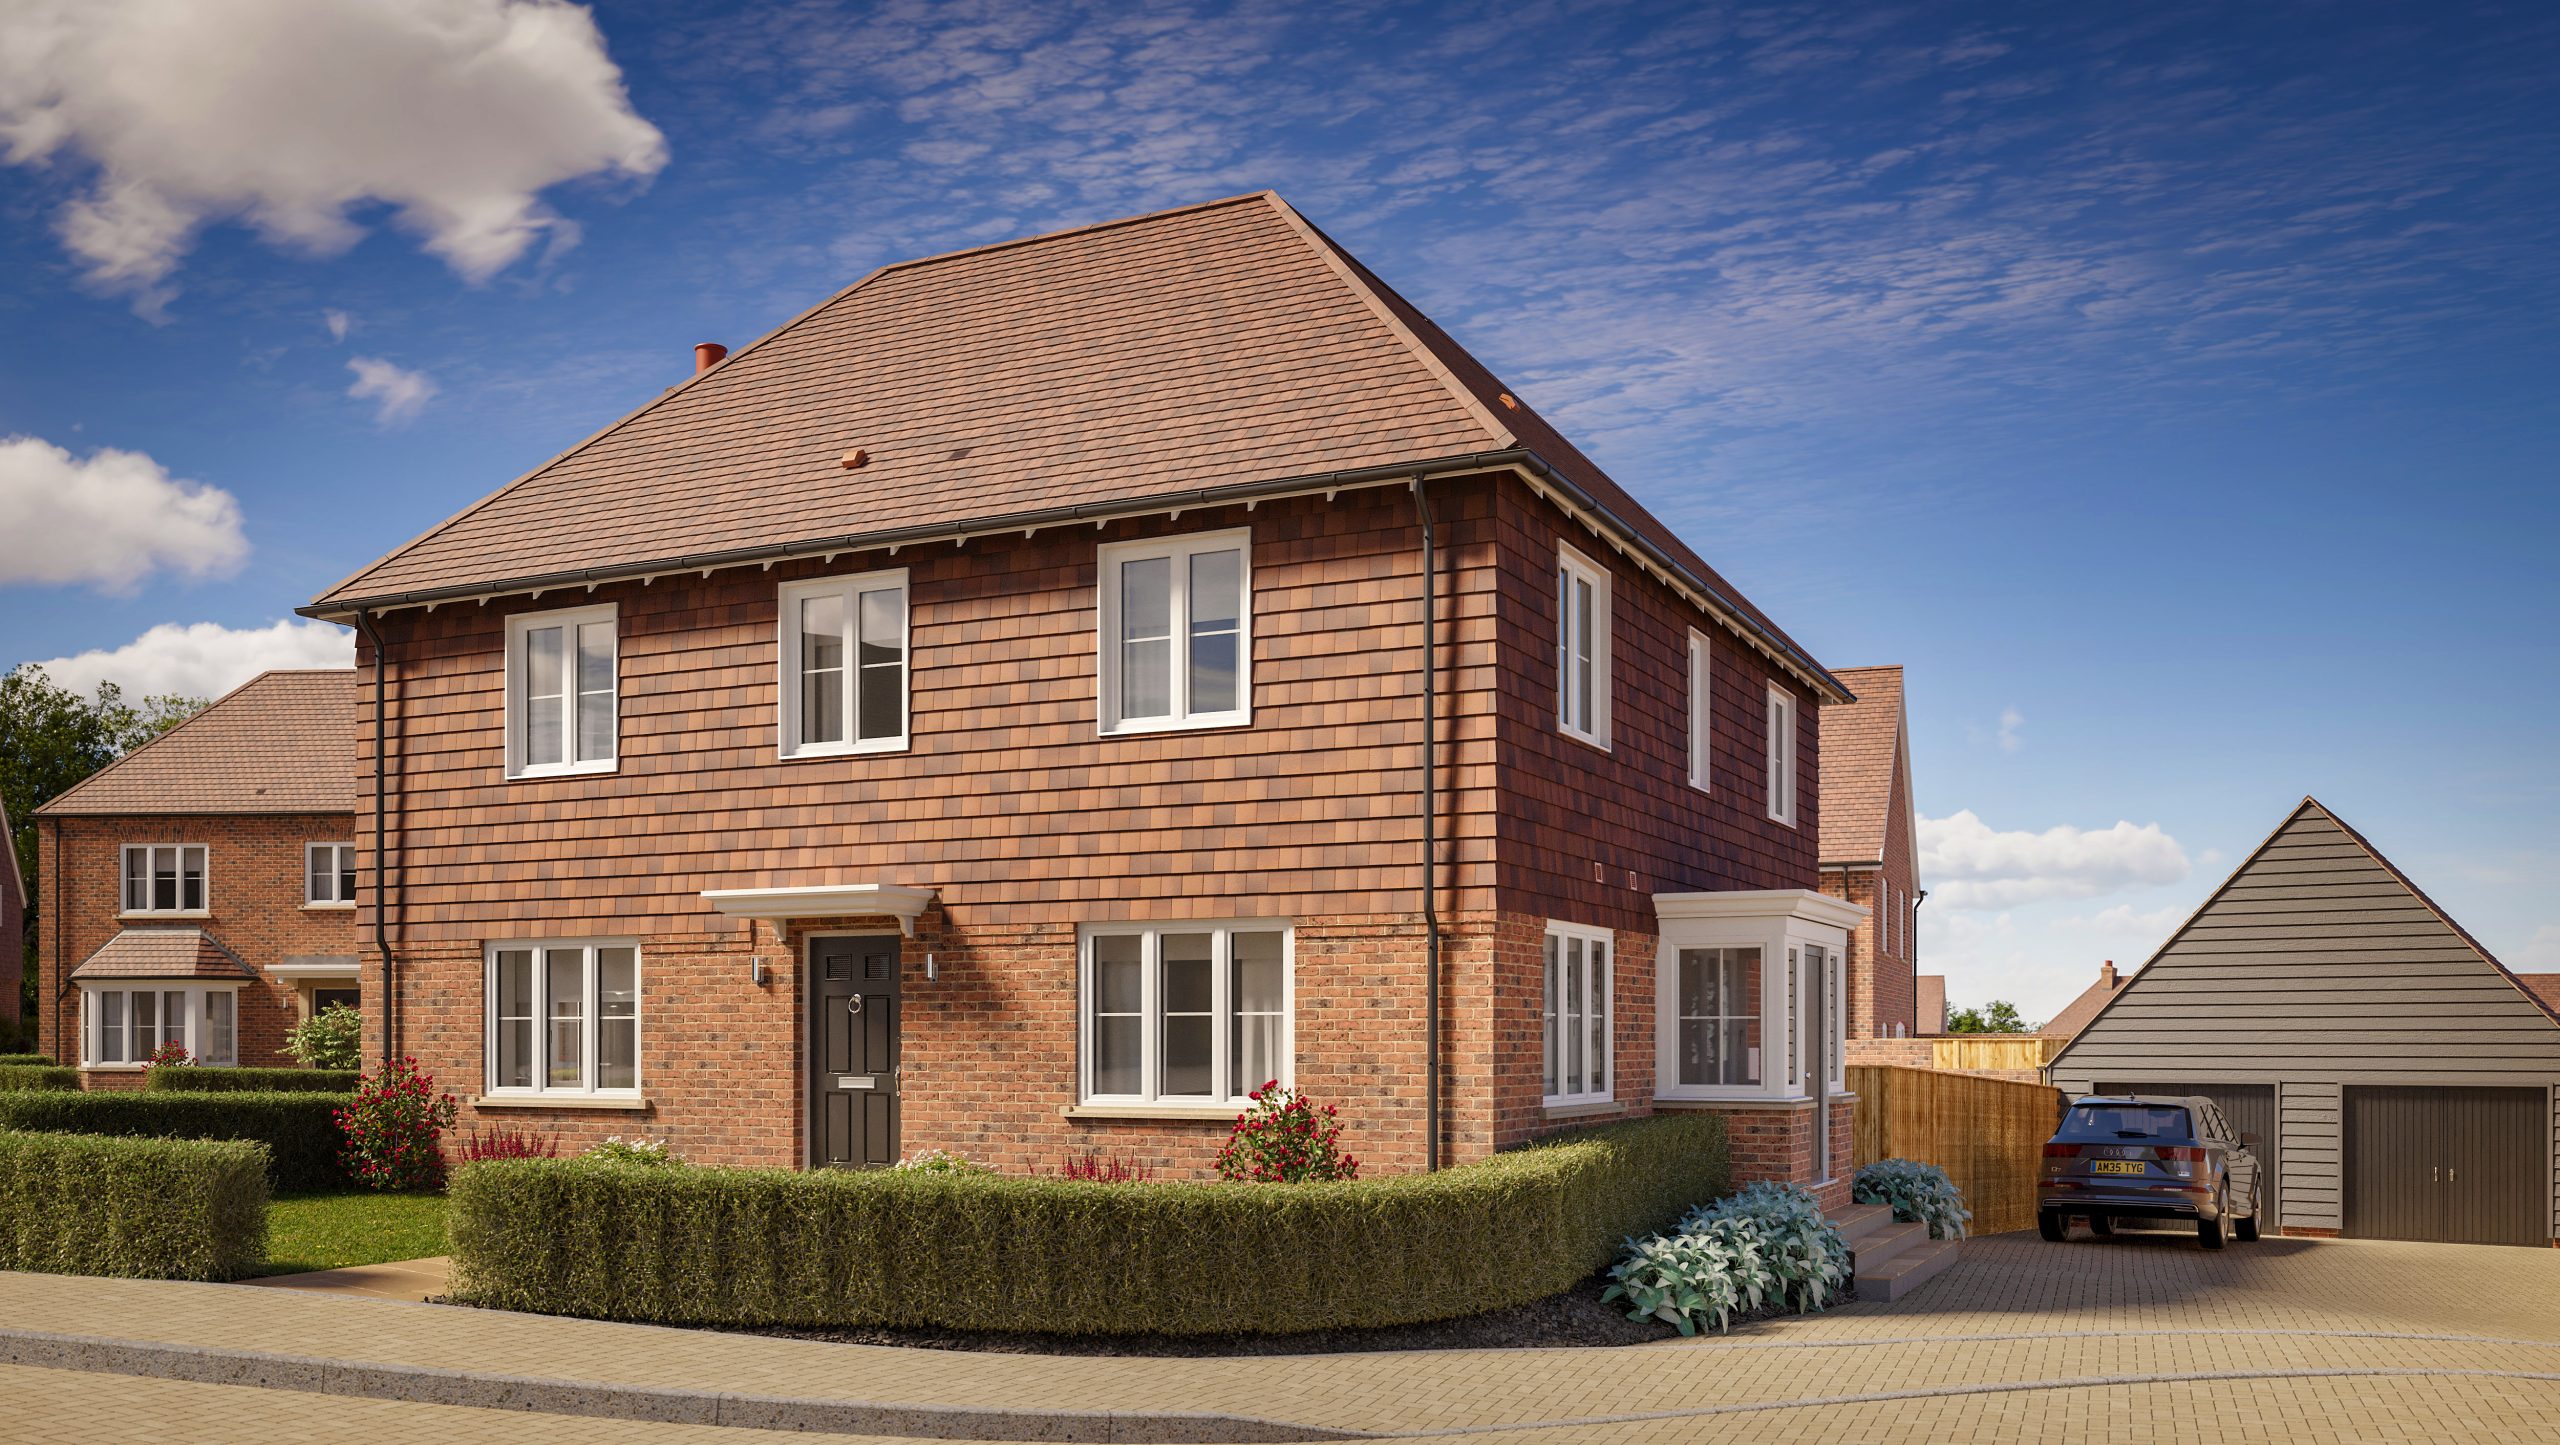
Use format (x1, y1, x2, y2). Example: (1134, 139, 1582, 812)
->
(79, 1063, 149, 1073)
(505, 763, 618, 782)
(1557, 726, 1612, 754)
(117, 911, 210, 922)
(300, 902, 357, 912)
(472, 1094, 651, 1112)
(1098, 712, 1255, 739)
(1542, 1099, 1629, 1121)
(1060, 1102, 1246, 1122)
(1653, 1092, 1855, 1111)
(778, 738, 911, 762)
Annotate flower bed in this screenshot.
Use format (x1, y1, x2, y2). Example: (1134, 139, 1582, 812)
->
(450, 1112, 1730, 1336)
(0, 1129, 268, 1281)
(0, 1089, 351, 1192)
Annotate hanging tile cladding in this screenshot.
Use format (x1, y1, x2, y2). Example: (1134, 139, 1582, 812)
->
(1488, 475, 1818, 933)
(357, 484, 1505, 941)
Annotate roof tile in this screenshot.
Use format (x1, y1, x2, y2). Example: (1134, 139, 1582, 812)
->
(36, 670, 356, 816)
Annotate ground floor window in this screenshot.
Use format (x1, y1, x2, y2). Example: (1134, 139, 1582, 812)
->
(1079, 923, 1290, 1104)
(81, 985, 236, 1066)
(486, 942, 639, 1097)
(1674, 945, 1761, 1087)
(1543, 922, 1613, 1106)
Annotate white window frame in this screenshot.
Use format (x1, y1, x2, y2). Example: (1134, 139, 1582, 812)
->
(1687, 629, 1713, 792)
(1653, 892, 1861, 1105)
(1541, 920, 1614, 1107)
(1076, 921, 1293, 1106)
(1765, 684, 1798, 826)
(504, 603, 618, 779)
(1096, 528, 1254, 735)
(776, 567, 912, 758)
(119, 843, 208, 916)
(305, 842, 357, 907)
(1555, 543, 1613, 748)
(481, 939, 642, 1099)
(79, 983, 240, 1068)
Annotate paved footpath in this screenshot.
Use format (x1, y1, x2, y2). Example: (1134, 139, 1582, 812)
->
(4, 1232, 2558, 1442)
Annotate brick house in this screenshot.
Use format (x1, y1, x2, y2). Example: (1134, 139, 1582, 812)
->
(1815, 665, 1922, 1040)
(299, 193, 1866, 1197)
(32, 671, 361, 1085)
(2, 791, 24, 1040)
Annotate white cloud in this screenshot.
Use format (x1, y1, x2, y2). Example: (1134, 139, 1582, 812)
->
(25, 618, 350, 699)
(346, 357, 437, 426)
(323, 308, 351, 342)
(0, 0, 666, 313)
(0, 434, 248, 592)
(1997, 707, 2024, 753)
(1921, 809, 2192, 910)
(2521, 924, 2560, 971)
(2069, 903, 2190, 937)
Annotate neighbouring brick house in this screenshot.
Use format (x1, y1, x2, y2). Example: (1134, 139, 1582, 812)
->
(2039, 960, 2128, 1044)
(1816, 664, 1922, 1040)
(300, 193, 1866, 1198)
(2, 791, 24, 1039)
(33, 671, 362, 1086)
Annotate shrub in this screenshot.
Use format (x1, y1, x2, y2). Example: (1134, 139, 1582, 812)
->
(0, 1054, 55, 1067)
(1213, 1082, 1359, 1183)
(146, 1067, 363, 1094)
(1854, 1158, 1972, 1241)
(280, 1003, 363, 1071)
(449, 1112, 1729, 1335)
(456, 1126, 560, 1164)
(892, 1147, 992, 1175)
(144, 1040, 193, 1072)
(1682, 1181, 1852, 1313)
(0, 1089, 348, 1192)
(336, 1059, 457, 1191)
(0, 1065, 81, 1093)
(0, 1130, 269, 1281)
(582, 1136, 680, 1167)
(1054, 1155, 1154, 1183)
(1605, 1181, 1851, 1336)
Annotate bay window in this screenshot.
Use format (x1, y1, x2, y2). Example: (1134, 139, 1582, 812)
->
(1098, 529, 1251, 733)
(121, 844, 206, 914)
(506, 604, 617, 778)
(81, 985, 237, 1066)
(486, 942, 640, 1097)
(1543, 921, 1613, 1106)
(1654, 890, 1861, 1104)
(778, 569, 910, 756)
(1078, 923, 1289, 1105)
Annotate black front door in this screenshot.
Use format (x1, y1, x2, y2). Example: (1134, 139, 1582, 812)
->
(809, 935, 901, 1168)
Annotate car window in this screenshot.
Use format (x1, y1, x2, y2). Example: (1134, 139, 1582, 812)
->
(2059, 1104, 2192, 1140)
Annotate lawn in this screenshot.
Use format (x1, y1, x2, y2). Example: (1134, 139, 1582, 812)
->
(259, 1191, 450, 1277)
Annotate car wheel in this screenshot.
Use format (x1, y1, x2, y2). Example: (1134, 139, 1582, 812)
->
(2235, 1194, 2260, 1242)
(2039, 1208, 2066, 1242)
(2198, 1189, 2227, 1251)
(2088, 1215, 2114, 1238)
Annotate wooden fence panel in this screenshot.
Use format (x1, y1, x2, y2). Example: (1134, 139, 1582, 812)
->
(1930, 1036, 2065, 1077)
(1850, 1064, 2066, 1236)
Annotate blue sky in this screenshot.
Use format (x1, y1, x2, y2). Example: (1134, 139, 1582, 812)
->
(2, 0, 2554, 1016)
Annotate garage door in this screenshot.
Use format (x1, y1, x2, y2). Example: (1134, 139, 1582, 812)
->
(2098, 1082, 2277, 1221)
(2345, 1087, 2546, 1247)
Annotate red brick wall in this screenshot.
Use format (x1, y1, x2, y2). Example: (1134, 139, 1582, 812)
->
(1665, 1095, 1856, 1212)
(36, 813, 358, 1079)
(1, 853, 21, 1037)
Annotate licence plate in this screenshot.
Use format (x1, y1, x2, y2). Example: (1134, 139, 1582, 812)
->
(2091, 1160, 2146, 1176)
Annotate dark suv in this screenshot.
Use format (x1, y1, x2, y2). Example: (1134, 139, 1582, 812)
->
(2038, 1095, 2262, 1249)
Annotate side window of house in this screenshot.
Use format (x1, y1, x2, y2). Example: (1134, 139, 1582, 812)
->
(1079, 923, 1288, 1104)
(121, 844, 206, 914)
(1556, 544, 1611, 746)
(778, 569, 910, 756)
(486, 942, 640, 1097)
(1541, 922, 1612, 1106)
(1098, 529, 1250, 733)
(306, 842, 357, 906)
(1687, 629, 1712, 791)
(84, 985, 235, 1066)
(1765, 685, 1798, 825)
(506, 604, 617, 778)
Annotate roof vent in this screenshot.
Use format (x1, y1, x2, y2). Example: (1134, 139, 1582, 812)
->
(694, 342, 728, 373)
(841, 448, 870, 470)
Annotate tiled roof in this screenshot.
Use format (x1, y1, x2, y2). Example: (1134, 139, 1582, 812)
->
(306, 192, 1829, 689)
(1816, 665, 1904, 865)
(69, 928, 257, 981)
(2519, 974, 2560, 1017)
(36, 670, 357, 817)
(2039, 964, 2128, 1040)
(0, 792, 21, 908)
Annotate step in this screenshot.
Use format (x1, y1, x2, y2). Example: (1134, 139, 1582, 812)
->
(1856, 1236, 1961, 1303)
(1829, 1203, 1894, 1249)
(1850, 1218, 1933, 1271)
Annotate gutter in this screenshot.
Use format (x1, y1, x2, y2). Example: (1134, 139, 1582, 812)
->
(300, 447, 1853, 706)
(1412, 479, 1441, 1171)
(354, 610, 394, 1069)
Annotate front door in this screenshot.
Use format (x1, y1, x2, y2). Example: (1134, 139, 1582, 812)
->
(809, 934, 901, 1168)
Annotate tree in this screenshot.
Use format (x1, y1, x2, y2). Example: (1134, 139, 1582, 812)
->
(1946, 1000, 2038, 1035)
(0, 665, 206, 1028)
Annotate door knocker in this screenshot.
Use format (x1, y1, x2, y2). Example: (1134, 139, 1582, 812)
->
(847, 993, 865, 1017)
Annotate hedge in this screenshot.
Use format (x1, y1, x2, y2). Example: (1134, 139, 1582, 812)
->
(0, 1090, 350, 1193)
(0, 1066, 81, 1093)
(0, 1054, 54, 1067)
(0, 1130, 269, 1280)
(145, 1067, 363, 1095)
(450, 1112, 1730, 1335)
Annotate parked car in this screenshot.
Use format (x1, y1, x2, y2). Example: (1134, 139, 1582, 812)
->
(2038, 1094, 2262, 1249)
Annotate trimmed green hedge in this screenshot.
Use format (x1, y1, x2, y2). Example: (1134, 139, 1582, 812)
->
(0, 1054, 54, 1067)
(0, 1066, 81, 1092)
(145, 1067, 363, 1094)
(0, 1090, 350, 1193)
(451, 1112, 1730, 1335)
(0, 1130, 269, 1280)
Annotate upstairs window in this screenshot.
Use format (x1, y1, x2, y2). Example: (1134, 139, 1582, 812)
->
(1556, 544, 1612, 746)
(1765, 685, 1798, 826)
(779, 569, 910, 757)
(305, 843, 357, 906)
(507, 604, 617, 778)
(121, 844, 206, 914)
(1687, 629, 1713, 791)
(1098, 529, 1251, 734)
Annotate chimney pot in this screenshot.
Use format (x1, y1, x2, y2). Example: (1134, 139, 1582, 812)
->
(694, 342, 728, 373)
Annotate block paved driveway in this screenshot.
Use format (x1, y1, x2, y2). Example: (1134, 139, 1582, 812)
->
(4, 1229, 2558, 1442)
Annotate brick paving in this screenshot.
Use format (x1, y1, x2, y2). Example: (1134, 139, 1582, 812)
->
(3, 1231, 2558, 1440)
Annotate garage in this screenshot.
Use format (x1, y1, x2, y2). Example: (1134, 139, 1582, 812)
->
(2049, 798, 2560, 1249)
